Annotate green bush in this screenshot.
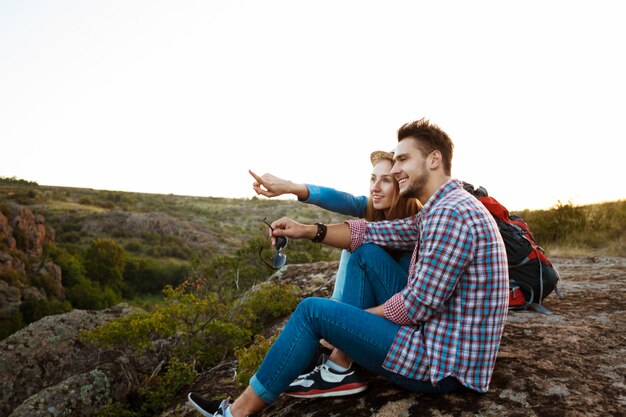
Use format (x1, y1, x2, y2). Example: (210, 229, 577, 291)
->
(82, 277, 300, 414)
(45, 244, 86, 288)
(520, 200, 626, 255)
(84, 238, 126, 291)
(235, 334, 277, 386)
(237, 283, 298, 334)
(0, 269, 26, 286)
(123, 256, 188, 297)
(19, 298, 72, 324)
(81, 281, 250, 367)
(66, 278, 119, 310)
(138, 357, 197, 416)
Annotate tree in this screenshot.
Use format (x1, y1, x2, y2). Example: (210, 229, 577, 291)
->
(84, 238, 126, 292)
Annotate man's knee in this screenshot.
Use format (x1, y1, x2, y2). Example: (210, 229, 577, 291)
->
(294, 297, 330, 318)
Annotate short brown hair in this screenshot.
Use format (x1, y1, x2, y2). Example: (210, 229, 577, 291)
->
(397, 118, 454, 175)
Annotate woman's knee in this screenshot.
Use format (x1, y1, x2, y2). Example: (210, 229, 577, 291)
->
(349, 243, 391, 269)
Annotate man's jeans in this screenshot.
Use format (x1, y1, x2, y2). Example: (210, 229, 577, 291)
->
(250, 244, 464, 404)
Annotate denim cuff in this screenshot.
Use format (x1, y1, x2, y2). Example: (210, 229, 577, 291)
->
(250, 374, 279, 404)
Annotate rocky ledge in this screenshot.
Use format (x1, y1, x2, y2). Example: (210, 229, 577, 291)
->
(1, 257, 625, 417)
(179, 257, 626, 417)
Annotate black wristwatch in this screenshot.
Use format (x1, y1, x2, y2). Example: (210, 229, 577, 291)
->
(311, 223, 327, 243)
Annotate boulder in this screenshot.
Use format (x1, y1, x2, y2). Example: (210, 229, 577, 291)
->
(8, 369, 111, 417)
(0, 304, 140, 417)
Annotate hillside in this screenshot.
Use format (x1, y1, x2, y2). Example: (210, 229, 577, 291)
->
(0, 183, 352, 257)
(0, 182, 351, 341)
(1, 180, 625, 416)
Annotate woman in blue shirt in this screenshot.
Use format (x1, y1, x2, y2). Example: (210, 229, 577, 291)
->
(249, 150, 421, 301)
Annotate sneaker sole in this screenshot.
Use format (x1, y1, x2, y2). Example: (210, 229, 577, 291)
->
(187, 393, 216, 417)
(284, 384, 367, 398)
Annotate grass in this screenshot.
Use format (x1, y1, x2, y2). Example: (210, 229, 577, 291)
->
(1, 181, 624, 261)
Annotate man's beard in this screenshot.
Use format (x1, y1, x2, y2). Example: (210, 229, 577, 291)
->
(399, 164, 429, 199)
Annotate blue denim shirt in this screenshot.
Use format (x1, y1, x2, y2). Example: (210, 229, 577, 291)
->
(301, 184, 368, 218)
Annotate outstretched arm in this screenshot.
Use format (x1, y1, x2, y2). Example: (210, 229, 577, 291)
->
(249, 170, 310, 199)
(269, 217, 351, 250)
(250, 169, 368, 218)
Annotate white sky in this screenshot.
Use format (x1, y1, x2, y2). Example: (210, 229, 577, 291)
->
(1, 0, 624, 211)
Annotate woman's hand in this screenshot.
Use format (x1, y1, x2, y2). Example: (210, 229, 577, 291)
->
(249, 170, 309, 199)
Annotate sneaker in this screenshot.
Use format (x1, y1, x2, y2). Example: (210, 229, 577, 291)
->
(187, 393, 229, 417)
(295, 353, 329, 381)
(284, 364, 367, 398)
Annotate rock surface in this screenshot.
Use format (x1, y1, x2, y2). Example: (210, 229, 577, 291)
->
(176, 257, 626, 417)
(9, 369, 111, 417)
(0, 204, 63, 329)
(0, 304, 140, 417)
(2, 257, 625, 416)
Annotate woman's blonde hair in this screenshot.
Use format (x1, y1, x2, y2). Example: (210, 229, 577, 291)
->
(365, 151, 422, 221)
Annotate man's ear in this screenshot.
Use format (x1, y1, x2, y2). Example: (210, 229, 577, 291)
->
(429, 150, 442, 170)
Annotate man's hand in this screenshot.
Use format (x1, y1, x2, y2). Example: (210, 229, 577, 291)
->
(270, 217, 352, 250)
(249, 170, 309, 199)
(366, 304, 386, 318)
(269, 217, 317, 244)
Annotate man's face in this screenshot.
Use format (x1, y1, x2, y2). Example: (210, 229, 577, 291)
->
(391, 138, 430, 199)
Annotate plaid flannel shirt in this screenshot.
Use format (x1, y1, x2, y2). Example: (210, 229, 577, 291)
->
(346, 179, 509, 392)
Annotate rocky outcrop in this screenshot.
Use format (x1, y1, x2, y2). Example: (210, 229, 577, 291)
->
(176, 257, 626, 417)
(0, 204, 63, 332)
(8, 369, 111, 417)
(3, 257, 625, 417)
(0, 303, 141, 417)
(0, 211, 16, 251)
(2, 204, 53, 257)
(79, 211, 232, 249)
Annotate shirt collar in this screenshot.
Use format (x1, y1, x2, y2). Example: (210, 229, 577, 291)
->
(419, 178, 462, 216)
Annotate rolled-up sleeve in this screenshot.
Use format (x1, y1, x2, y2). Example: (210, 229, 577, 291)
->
(384, 293, 413, 324)
(345, 219, 367, 252)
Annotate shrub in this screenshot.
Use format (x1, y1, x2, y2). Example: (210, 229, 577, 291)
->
(0, 269, 26, 286)
(81, 280, 250, 367)
(138, 357, 197, 416)
(66, 278, 119, 310)
(234, 334, 277, 386)
(46, 244, 86, 288)
(123, 256, 188, 297)
(19, 298, 72, 324)
(236, 283, 298, 334)
(84, 238, 126, 291)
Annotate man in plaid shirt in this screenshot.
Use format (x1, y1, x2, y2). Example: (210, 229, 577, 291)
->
(188, 119, 509, 417)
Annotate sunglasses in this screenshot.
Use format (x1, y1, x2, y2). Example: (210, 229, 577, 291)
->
(259, 217, 288, 269)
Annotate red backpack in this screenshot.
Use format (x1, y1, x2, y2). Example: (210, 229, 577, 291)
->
(463, 183, 563, 313)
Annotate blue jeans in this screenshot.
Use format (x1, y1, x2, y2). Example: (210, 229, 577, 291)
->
(250, 244, 464, 404)
(331, 247, 413, 301)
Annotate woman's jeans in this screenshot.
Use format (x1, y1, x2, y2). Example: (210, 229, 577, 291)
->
(250, 244, 464, 404)
(331, 247, 412, 301)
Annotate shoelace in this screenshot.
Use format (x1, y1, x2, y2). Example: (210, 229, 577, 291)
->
(299, 363, 328, 379)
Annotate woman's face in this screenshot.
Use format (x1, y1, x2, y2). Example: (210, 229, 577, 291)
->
(370, 159, 396, 211)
